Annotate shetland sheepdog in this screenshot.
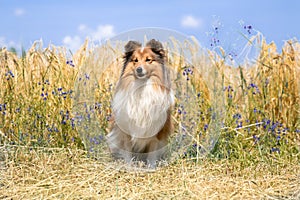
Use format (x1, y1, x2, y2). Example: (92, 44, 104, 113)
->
(107, 39, 174, 168)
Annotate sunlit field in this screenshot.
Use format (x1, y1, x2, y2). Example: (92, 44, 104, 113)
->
(0, 33, 299, 199)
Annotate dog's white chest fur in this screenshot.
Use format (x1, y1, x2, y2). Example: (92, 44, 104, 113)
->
(112, 79, 173, 138)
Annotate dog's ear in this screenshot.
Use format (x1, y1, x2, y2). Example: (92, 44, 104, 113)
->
(146, 39, 165, 58)
(124, 41, 142, 60)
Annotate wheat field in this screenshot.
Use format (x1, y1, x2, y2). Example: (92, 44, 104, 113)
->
(0, 36, 299, 199)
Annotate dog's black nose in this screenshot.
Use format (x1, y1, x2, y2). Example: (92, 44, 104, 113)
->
(136, 67, 143, 74)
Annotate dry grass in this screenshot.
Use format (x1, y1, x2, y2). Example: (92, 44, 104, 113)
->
(1, 145, 299, 200)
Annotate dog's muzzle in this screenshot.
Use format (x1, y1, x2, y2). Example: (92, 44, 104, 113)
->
(135, 66, 146, 78)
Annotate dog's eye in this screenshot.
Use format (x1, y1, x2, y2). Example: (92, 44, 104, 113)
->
(145, 58, 152, 63)
(133, 58, 138, 63)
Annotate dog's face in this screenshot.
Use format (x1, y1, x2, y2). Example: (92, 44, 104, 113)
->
(121, 39, 166, 80)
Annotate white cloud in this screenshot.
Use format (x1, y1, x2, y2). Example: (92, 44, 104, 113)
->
(14, 8, 26, 17)
(0, 37, 22, 54)
(0, 37, 18, 48)
(91, 25, 115, 41)
(78, 24, 87, 32)
(181, 15, 202, 28)
(62, 35, 82, 52)
(63, 24, 115, 52)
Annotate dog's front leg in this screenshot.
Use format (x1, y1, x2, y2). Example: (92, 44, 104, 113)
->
(107, 125, 133, 163)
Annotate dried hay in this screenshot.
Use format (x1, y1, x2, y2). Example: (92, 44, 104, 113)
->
(1, 145, 299, 199)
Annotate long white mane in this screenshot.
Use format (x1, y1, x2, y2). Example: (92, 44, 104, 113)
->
(112, 79, 174, 138)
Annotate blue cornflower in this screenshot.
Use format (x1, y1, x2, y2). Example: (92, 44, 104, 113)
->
(253, 108, 258, 113)
(227, 85, 233, 92)
(9, 70, 14, 78)
(244, 25, 253, 34)
(233, 113, 242, 119)
(5, 70, 15, 79)
(253, 135, 260, 144)
(270, 147, 280, 153)
(269, 122, 278, 132)
(204, 124, 208, 131)
(71, 118, 76, 129)
(276, 135, 281, 141)
(53, 127, 59, 132)
(182, 67, 193, 80)
(236, 121, 243, 128)
(214, 27, 219, 33)
(41, 92, 48, 100)
(66, 60, 75, 67)
(248, 83, 260, 94)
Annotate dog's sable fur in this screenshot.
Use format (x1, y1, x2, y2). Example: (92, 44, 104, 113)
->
(107, 39, 174, 167)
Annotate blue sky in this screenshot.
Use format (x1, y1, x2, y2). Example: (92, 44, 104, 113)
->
(0, 0, 299, 52)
